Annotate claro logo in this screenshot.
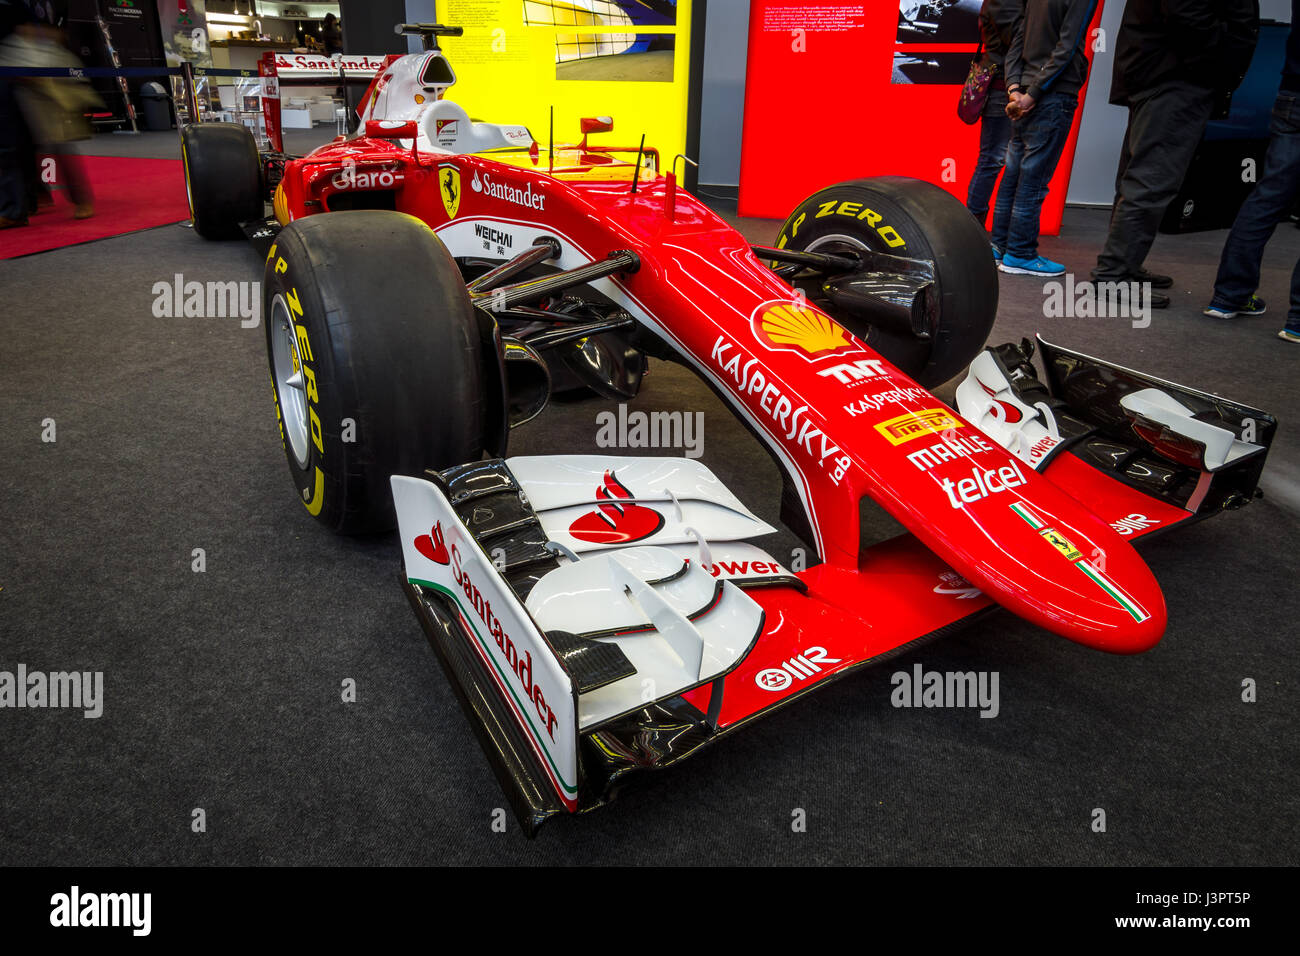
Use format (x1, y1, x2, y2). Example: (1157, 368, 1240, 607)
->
(470, 170, 546, 210)
(450, 544, 558, 741)
(331, 167, 402, 190)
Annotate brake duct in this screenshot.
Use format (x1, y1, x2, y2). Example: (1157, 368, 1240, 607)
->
(754, 245, 939, 341)
(470, 238, 644, 455)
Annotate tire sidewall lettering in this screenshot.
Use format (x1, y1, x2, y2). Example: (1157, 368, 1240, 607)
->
(782, 196, 909, 251)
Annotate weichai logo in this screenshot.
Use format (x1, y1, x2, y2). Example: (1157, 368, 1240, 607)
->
(568, 471, 665, 545)
(875, 408, 962, 446)
(751, 300, 857, 360)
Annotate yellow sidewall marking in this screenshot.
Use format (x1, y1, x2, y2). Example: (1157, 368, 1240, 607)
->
(303, 466, 326, 516)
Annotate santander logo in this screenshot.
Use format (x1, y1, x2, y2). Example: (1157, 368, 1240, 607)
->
(414, 522, 450, 565)
(568, 472, 665, 545)
(470, 169, 546, 210)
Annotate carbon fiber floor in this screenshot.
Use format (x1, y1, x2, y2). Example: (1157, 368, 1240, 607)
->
(0, 195, 1296, 865)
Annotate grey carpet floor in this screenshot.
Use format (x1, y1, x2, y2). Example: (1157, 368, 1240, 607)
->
(0, 193, 1296, 865)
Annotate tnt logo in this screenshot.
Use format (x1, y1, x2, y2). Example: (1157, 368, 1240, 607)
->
(817, 358, 888, 384)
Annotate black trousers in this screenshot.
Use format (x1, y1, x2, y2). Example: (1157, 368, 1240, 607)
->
(0, 80, 29, 220)
(1094, 80, 1216, 279)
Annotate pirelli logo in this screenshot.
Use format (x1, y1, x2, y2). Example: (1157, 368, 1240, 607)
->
(874, 408, 961, 446)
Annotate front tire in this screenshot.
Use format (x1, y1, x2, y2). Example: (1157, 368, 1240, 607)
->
(264, 211, 486, 534)
(775, 176, 998, 387)
(181, 123, 263, 239)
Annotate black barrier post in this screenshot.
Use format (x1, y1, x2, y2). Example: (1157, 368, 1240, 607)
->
(181, 62, 201, 127)
(96, 15, 139, 134)
(336, 59, 356, 134)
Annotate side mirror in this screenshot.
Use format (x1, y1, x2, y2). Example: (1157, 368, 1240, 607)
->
(579, 116, 613, 150)
(365, 119, 418, 140)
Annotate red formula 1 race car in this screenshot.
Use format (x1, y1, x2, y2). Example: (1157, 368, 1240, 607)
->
(182, 23, 1276, 835)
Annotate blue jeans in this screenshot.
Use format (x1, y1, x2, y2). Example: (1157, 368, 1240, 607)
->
(991, 91, 1078, 260)
(1210, 89, 1300, 329)
(967, 88, 1012, 223)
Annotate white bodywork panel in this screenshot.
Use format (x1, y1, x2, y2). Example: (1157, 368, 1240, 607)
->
(394, 458, 785, 738)
(507, 455, 776, 553)
(390, 475, 579, 808)
(1119, 388, 1261, 471)
(525, 546, 764, 729)
(361, 51, 533, 156)
(956, 350, 1064, 471)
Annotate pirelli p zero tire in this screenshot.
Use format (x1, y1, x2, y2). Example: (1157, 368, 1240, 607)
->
(775, 176, 998, 388)
(264, 211, 486, 534)
(180, 123, 263, 239)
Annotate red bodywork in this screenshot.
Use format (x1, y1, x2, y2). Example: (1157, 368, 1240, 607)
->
(272, 125, 1212, 792)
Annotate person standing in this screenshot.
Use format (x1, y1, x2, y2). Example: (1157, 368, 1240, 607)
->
(1092, 0, 1260, 307)
(1204, 1, 1300, 343)
(968, 0, 1026, 238)
(992, 0, 1098, 277)
(322, 13, 342, 55)
(0, 0, 31, 229)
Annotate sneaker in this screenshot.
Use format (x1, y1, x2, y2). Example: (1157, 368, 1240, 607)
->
(1279, 328, 1300, 343)
(992, 243, 1003, 262)
(999, 254, 1066, 276)
(1204, 295, 1266, 318)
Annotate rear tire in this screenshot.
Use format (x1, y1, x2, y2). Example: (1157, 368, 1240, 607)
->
(775, 176, 998, 388)
(263, 211, 486, 534)
(181, 123, 263, 239)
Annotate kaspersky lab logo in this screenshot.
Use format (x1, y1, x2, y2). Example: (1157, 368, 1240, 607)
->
(470, 170, 546, 210)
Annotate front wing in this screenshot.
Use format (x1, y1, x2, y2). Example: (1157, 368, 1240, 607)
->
(395, 339, 1275, 835)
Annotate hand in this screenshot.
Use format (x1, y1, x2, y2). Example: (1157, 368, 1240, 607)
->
(1005, 91, 1036, 120)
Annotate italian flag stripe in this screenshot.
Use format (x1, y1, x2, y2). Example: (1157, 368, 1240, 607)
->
(1010, 502, 1045, 529)
(1076, 561, 1149, 622)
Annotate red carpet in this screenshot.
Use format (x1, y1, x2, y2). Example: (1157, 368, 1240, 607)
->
(0, 155, 190, 260)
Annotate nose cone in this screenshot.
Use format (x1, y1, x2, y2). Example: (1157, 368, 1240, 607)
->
(971, 499, 1168, 654)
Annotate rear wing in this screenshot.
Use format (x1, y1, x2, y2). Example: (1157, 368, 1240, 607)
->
(257, 51, 399, 153)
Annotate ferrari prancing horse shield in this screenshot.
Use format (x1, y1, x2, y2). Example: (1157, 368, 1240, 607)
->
(439, 163, 461, 219)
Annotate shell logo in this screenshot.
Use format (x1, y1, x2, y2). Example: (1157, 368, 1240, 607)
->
(751, 300, 856, 360)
